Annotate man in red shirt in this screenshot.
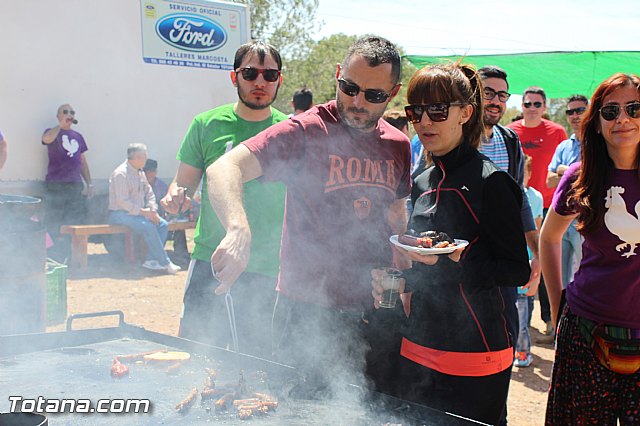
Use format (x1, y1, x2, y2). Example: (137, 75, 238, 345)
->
(508, 86, 567, 337)
(508, 87, 567, 209)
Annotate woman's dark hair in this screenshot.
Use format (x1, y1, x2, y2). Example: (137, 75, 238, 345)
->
(570, 72, 640, 234)
(406, 62, 484, 149)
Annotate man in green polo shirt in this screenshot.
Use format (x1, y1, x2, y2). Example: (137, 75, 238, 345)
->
(162, 41, 287, 357)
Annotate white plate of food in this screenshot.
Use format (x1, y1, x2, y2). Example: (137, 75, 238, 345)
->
(390, 234, 469, 255)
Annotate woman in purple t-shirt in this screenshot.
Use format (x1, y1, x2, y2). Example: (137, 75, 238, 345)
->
(540, 73, 640, 424)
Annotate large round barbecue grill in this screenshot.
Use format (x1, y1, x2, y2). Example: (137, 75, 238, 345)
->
(0, 311, 487, 425)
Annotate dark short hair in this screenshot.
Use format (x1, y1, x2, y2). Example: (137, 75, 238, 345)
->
(477, 65, 509, 89)
(382, 109, 408, 131)
(233, 40, 282, 71)
(343, 35, 401, 85)
(523, 86, 547, 103)
(293, 88, 313, 111)
(144, 159, 158, 171)
(567, 94, 588, 104)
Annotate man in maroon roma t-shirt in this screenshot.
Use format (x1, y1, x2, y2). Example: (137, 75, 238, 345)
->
(205, 36, 412, 396)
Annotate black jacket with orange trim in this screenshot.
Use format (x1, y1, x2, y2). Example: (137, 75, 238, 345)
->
(403, 143, 530, 353)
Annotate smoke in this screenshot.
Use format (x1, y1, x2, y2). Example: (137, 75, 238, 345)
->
(0, 194, 47, 335)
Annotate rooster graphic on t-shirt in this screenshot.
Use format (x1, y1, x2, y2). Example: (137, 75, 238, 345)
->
(604, 186, 640, 258)
(61, 134, 79, 157)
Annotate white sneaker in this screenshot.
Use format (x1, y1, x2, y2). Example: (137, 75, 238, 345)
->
(165, 261, 181, 275)
(142, 260, 166, 271)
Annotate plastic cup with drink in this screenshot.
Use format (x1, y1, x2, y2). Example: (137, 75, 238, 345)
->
(378, 267, 402, 309)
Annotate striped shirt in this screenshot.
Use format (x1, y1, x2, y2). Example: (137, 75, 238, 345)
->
(108, 160, 157, 215)
(479, 126, 509, 172)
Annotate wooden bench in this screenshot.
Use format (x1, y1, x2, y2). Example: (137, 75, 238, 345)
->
(61, 221, 196, 270)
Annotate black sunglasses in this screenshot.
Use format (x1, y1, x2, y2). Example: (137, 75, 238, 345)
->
(600, 102, 640, 121)
(62, 109, 75, 115)
(483, 87, 511, 102)
(565, 106, 586, 116)
(337, 78, 392, 104)
(236, 67, 281, 82)
(523, 101, 543, 109)
(404, 102, 467, 123)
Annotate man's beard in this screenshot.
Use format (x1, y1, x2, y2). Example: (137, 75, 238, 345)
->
(237, 85, 279, 110)
(483, 115, 500, 127)
(483, 104, 503, 127)
(336, 96, 379, 131)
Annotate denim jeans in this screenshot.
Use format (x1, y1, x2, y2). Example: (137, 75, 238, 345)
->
(516, 294, 534, 353)
(561, 220, 583, 288)
(108, 210, 169, 265)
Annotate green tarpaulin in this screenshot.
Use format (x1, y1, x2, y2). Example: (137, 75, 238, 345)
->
(405, 51, 640, 99)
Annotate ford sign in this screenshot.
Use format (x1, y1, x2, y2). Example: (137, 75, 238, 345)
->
(156, 14, 227, 52)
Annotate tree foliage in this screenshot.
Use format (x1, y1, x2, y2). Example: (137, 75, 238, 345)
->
(391, 58, 417, 109)
(273, 33, 356, 112)
(230, 0, 419, 115)
(547, 98, 571, 135)
(500, 107, 522, 126)
(231, 0, 320, 60)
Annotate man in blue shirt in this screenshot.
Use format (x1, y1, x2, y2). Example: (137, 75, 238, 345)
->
(478, 66, 540, 292)
(546, 94, 588, 288)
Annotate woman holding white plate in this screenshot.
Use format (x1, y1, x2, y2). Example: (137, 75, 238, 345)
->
(372, 62, 530, 425)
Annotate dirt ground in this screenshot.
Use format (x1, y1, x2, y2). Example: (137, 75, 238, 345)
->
(47, 231, 554, 425)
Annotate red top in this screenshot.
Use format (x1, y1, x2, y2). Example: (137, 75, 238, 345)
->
(508, 119, 567, 208)
(244, 101, 411, 310)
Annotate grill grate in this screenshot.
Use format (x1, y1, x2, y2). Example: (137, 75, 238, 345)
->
(0, 313, 484, 425)
(0, 339, 406, 425)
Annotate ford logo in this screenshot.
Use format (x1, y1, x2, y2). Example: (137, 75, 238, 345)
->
(156, 14, 227, 52)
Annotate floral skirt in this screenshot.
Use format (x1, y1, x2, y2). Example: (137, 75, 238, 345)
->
(546, 307, 640, 425)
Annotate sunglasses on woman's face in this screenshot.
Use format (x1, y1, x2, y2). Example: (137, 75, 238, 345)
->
(62, 109, 75, 115)
(599, 102, 640, 121)
(523, 101, 543, 109)
(236, 67, 281, 82)
(337, 78, 392, 104)
(404, 102, 467, 123)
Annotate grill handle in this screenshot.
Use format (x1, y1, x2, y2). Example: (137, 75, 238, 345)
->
(66, 310, 126, 332)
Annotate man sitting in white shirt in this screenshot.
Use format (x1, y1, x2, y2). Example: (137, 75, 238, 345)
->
(108, 143, 180, 274)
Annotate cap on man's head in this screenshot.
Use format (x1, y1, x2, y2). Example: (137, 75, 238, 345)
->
(144, 159, 158, 171)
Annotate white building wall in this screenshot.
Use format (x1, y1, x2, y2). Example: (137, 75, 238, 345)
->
(0, 0, 244, 193)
